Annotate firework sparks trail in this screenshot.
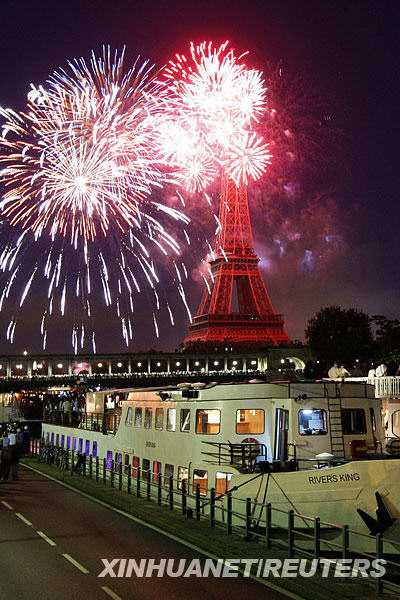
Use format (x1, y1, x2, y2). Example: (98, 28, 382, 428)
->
(0, 42, 274, 351)
(0, 46, 192, 350)
(0, 45, 168, 242)
(158, 41, 272, 191)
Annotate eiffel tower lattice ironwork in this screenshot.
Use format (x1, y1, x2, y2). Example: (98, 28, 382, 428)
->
(184, 175, 291, 346)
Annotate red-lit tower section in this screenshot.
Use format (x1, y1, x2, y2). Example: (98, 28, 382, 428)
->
(184, 175, 291, 346)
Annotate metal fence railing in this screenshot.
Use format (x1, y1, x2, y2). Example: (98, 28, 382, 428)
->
(28, 439, 400, 594)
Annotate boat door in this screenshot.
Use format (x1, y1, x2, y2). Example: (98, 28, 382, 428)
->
(274, 408, 289, 461)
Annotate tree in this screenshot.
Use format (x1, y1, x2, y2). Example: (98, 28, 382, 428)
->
(305, 306, 374, 365)
(371, 315, 400, 364)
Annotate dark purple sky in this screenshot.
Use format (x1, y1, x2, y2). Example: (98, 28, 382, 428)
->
(0, 0, 398, 354)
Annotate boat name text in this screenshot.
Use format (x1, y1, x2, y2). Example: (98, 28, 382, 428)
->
(308, 473, 360, 485)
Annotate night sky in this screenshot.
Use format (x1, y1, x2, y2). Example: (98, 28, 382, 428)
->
(0, 0, 398, 354)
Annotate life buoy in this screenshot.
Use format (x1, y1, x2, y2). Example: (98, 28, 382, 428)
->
(241, 437, 259, 445)
(241, 438, 260, 456)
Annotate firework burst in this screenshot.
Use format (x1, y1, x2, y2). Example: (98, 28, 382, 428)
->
(0, 47, 192, 351)
(0, 46, 168, 243)
(158, 41, 272, 191)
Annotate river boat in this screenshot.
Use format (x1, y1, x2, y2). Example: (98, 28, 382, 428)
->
(42, 380, 400, 553)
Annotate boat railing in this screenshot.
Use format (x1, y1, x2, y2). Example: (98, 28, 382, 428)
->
(201, 441, 268, 473)
(386, 437, 400, 455)
(345, 376, 400, 398)
(43, 409, 120, 434)
(202, 441, 354, 472)
(29, 438, 400, 596)
(287, 442, 297, 461)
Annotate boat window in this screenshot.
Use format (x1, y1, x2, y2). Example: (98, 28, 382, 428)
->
(144, 408, 153, 429)
(78, 438, 83, 453)
(56, 434, 59, 446)
(236, 409, 264, 434)
(142, 458, 150, 480)
(391, 410, 400, 437)
(51, 432, 55, 444)
(134, 407, 143, 427)
(167, 408, 176, 431)
(106, 450, 112, 469)
(66, 436, 70, 450)
(182, 389, 199, 399)
(92, 441, 97, 457)
(85, 440, 90, 456)
(132, 456, 139, 477)
(155, 408, 164, 430)
(153, 461, 162, 483)
(164, 463, 174, 486)
(196, 409, 220, 434)
(216, 472, 232, 497)
(370, 408, 376, 432)
(193, 469, 208, 496)
(299, 409, 327, 436)
(61, 435, 65, 448)
(124, 454, 130, 474)
(274, 408, 289, 461)
(125, 407, 133, 426)
(73, 437, 77, 451)
(115, 453, 122, 472)
(342, 409, 367, 434)
(178, 466, 188, 489)
(180, 409, 191, 432)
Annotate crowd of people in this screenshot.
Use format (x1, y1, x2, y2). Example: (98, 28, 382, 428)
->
(327, 361, 400, 379)
(0, 423, 30, 482)
(43, 394, 86, 426)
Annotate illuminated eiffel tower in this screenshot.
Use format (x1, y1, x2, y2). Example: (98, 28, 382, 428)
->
(184, 175, 291, 347)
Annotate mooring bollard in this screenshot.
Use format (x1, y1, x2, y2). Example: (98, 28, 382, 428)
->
(147, 470, 151, 500)
(342, 524, 349, 581)
(181, 480, 187, 515)
(210, 488, 216, 527)
(158, 472, 162, 506)
(265, 503, 272, 548)
(137, 466, 141, 497)
(169, 476, 174, 509)
(288, 509, 294, 558)
(246, 497, 252, 540)
(314, 516, 320, 559)
(227, 492, 232, 534)
(196, 484, 201, 521)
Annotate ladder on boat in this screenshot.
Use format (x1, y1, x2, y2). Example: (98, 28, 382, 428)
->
(327, 387, 345, 460)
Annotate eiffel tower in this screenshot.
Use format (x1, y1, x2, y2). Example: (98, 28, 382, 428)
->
(184, 175, 291, 347)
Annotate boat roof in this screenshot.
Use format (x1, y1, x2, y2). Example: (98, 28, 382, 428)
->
(88, 379, 376, 399)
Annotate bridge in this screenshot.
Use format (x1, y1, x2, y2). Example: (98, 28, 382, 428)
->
(0, 347, 309, 389)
